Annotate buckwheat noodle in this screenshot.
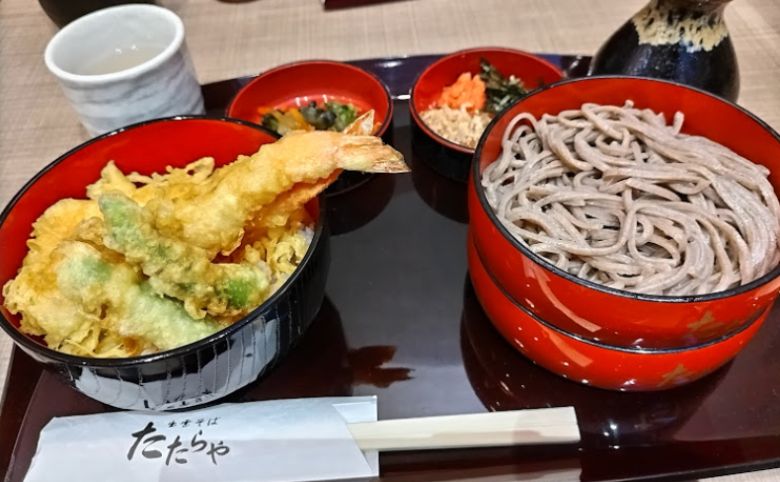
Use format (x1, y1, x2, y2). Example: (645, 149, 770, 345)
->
(481, 101, 780, 296)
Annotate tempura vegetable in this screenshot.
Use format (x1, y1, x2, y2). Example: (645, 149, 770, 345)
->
(1, 200, 105, 353)
(99, 192, 270, 318)
(55, 241, 222, 352)
(2, 112, 407, 357)
(4, 239, 222, 356)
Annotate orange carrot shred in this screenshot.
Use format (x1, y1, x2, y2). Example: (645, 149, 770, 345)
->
(434, 72, 486, 112)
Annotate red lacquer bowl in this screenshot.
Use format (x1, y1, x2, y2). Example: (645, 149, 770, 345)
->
(467, 234, 766, 391)
(227, 60, 394, 193)
(227, 60, 393, 136)
(469, 76, 780, 350)
(411, 47, 563, 154)
(0, 117, 330, 410)
(410, 48, 562, 182)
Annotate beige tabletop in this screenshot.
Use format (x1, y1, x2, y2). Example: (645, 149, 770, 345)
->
(1, 0, 779, 479)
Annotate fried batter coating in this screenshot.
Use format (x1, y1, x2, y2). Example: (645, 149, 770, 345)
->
(2, 199, 103, 351)
(145, 129, 407, 256)
(87, 157, 217, 207)
(54, 241, 221, 352)
(4, 239, 221, 356)
(99, 192, 271, 318)
(3, 114, 407, 357)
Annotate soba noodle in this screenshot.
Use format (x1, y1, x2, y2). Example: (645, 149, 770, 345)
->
(481, 101, 780, 296)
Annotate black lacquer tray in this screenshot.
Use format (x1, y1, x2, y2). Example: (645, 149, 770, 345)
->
(2, 54, 780, 482)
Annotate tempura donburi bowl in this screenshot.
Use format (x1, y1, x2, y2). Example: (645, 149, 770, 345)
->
(0, 117, 330, 410)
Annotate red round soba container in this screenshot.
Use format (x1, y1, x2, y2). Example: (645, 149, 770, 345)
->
(467, 234, 767, 391)
(468, 76, 780, 351)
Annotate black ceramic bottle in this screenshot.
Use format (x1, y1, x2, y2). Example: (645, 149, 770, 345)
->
(589, 0, 739, 101)
(38, 0, 156, 27)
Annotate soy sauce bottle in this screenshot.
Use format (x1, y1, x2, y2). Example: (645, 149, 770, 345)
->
(589, 0, 739, 101)
(38, 0, 156, 27)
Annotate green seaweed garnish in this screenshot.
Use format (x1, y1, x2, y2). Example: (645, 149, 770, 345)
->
(479, 58, 529, 114)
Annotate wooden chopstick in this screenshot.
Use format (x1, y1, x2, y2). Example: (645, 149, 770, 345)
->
(347, 406, 579, 452)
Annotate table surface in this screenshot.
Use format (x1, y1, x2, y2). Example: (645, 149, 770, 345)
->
(0, 0, 778, 480)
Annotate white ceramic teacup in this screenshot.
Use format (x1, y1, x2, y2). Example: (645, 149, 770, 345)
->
(44, 4, 205, 136)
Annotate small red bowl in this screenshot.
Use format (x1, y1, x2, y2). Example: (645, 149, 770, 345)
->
(410, 47, 563, 181)
(0, 117, 330, 410)
(469, 76, 780, 350)
(227, 59, 392, 137)
(467, 234, 766, 391)
(227, 60, 394, 193)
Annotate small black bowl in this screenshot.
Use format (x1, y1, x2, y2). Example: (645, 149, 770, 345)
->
(0, 116, 330, 410)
